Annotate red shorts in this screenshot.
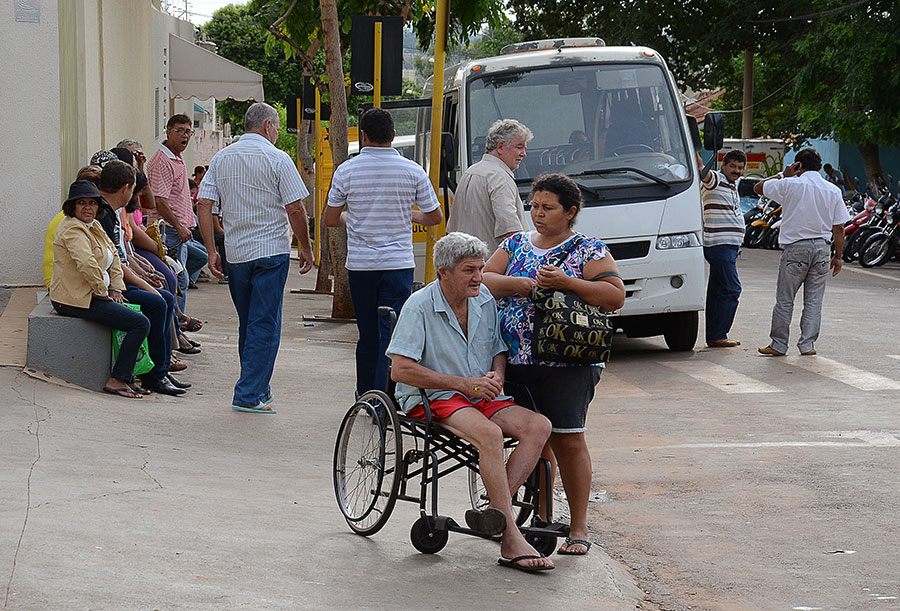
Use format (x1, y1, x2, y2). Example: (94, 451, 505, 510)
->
(407, 395, 516, 422)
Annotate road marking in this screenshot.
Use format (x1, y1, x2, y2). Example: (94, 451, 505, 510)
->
(659, 360, 782, 394)
(633, 430, 900, 451)
(888, 355, 900, 361)
(654, 441, 872, 449)
(598, 372, 651, 398)
(820, 430, 900, 446)
(841, 265, 900, 283)
(784, 356, 900, 391)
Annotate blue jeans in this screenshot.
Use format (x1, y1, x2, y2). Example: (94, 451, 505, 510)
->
(122, 285, 175, 381)
(348, 269, 413, 394)
(51, 299, 150, 383)
(226, 254, 290, 406)
(164, 225, 190, 313)
(703, 245, 741, 341)
(186, 239, 208, 285)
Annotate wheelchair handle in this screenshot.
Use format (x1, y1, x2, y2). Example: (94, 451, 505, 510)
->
(377, 306, 398, 334)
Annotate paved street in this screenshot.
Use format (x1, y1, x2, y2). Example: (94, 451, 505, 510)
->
(589, 247, 900, 610)
(0, 269, 640, 611)
(2, 246, 898, 610)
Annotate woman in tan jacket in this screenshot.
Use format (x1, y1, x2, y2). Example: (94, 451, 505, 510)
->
(50, 180, 151, 398)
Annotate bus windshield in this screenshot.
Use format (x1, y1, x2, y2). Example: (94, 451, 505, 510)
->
(467, 63, 692, 191)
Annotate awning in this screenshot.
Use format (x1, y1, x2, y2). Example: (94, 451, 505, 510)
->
(169, 33, 264, 102)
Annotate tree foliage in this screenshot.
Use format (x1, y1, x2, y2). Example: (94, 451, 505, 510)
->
(507, 0, 816, 90)
(507, 0, 898, 184)
(200, 3, 306, 130)
(794, 0, 900, 147)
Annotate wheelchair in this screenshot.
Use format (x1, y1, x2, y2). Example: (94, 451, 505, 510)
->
(332, 307, 568, 556)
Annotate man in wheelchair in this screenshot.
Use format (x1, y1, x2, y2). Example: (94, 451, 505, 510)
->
(386, 232, 555, 572)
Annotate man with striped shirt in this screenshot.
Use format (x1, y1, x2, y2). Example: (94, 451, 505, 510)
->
(699, 149, 746, 348)
(326, 108, 443, 396)
(197, 103, 313, 413)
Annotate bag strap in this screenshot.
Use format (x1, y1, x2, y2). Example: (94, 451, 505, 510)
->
(548, 235, 584, 269)
(587, 271, 622, 281)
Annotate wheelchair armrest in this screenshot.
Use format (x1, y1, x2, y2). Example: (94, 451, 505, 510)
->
(418, 388, 435, 426)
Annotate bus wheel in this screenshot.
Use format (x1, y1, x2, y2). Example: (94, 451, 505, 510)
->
(663, 311, 698, 352)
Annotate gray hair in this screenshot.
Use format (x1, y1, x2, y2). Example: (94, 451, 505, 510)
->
(244, 102, 279, 132)
(484, 119, 533, 152)
(116, 139, 142, 149)
(434, 232, 489, 271)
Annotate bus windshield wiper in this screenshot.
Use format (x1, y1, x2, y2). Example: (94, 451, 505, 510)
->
(570, 167, 672, 188)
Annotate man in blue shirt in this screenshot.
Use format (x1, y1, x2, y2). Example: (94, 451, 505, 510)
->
(387, 232, 553, 572)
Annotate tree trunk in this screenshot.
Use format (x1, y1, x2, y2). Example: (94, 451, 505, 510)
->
(857, 142, 886, 195)
(320, 0, 353, 318)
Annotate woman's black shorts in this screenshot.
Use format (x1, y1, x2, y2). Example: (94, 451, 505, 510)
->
(505, 363, 602, 433)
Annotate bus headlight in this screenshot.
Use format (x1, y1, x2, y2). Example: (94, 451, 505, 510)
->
(656, 233, 700, 250)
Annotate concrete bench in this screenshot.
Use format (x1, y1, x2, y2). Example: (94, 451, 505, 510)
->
(27, 296, 112, 391)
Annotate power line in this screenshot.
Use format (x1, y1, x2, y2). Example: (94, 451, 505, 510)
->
(746, 0, 870, 24)
(687, 73, 800, 114)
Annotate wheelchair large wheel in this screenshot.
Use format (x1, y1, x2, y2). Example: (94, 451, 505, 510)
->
(333, 391, 402, 536)
(467, 453, 535, 527)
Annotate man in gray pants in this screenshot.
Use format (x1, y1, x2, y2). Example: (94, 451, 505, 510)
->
(753, 148, 850, 356)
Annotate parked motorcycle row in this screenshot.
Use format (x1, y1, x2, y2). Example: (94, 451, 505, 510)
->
(741, 176, 899, 269)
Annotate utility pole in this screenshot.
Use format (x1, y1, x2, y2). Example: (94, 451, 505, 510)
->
(741, 49, 753, 138)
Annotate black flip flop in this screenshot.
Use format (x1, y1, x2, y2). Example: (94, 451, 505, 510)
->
(465, 508, 507, 536)
(127, 384, 151, 395)
(103, 386, 143, 399)
(557, 538, 592, 555)
(498, 554, 554, 572)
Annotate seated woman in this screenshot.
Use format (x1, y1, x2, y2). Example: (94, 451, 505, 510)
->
(483, 173, 626, 556)
(50, 179, 151, 399)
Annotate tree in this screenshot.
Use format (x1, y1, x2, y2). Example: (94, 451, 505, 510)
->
(507, 0, 898, 184)
(793, 0, 900, 190)
(250, 0, 507, 319)
(200, 4, 306, 131)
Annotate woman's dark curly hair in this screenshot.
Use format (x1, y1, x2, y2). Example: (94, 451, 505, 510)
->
(530, 173, 583, 227)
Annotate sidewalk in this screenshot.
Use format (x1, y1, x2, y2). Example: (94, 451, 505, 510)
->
(0, 269, 643, 610)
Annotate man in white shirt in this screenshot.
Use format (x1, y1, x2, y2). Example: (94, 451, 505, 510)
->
(446, 119, 532, 253)
(325, 108, 443, 396)
(197, 103, 314, 413)
(753, 148, 851, 356)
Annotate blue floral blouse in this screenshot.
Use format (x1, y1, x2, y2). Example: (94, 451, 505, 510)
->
(497, 231, 609, 366)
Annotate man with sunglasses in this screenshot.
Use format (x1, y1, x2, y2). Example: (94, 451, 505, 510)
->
(146, 115, 207, 315)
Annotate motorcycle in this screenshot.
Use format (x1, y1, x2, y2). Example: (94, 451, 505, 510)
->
(858, 197, 900, 267)
(744, 197, 782, 249)
(843, 189, 892, 262)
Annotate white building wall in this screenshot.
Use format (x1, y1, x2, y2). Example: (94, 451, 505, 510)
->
(0, 3, 61, 286)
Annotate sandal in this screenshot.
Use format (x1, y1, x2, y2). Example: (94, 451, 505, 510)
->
(103, 386, 143, 399)
(557, 538, 592, 555)
(180, 316, 203, 332)
(127, 384, 152, 395)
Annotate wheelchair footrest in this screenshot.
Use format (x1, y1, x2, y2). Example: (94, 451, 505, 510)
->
(521, 525, 567, 538)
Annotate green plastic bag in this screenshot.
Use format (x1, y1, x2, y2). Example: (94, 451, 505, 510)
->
(111, 303, 154, 376)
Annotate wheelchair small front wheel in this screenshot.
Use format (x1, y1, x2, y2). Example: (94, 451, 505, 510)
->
(333, 391, 402, 536)
(410, 516, 449, 554)
(526, 532, 557, 558)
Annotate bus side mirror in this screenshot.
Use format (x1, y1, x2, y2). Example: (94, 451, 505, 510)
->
(686, 116, 702, 151)
(704, 112, 725, 151)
